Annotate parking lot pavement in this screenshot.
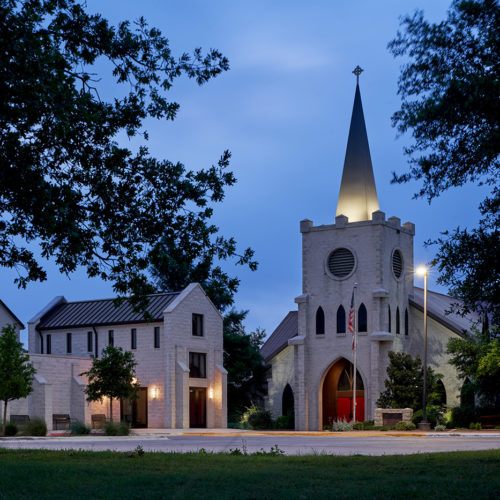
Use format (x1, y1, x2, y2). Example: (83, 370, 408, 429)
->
(1, 433, 500, 456)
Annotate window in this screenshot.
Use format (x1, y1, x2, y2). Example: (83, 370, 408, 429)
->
(131, 328, 137, 350)
(192, 314, 204, 337)
(337, 305, 346, 334)
(87, 331, 93, 352)
(405, 308, 409, 336)
(388, 305, 392, 332)
(66, 333, 72, 354)
(358, 304, 367, 332)
(46, 334, 52, 355)
(396, 307, 401, 334)
(189, 352, 206, 378)
(154, 326, 160, 349)
(95, 333, 99, 357)
(108, 330, 114, 347)
(316, 307, 325, 334)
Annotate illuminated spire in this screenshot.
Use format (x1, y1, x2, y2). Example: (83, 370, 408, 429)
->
(336, 68, 379, 222)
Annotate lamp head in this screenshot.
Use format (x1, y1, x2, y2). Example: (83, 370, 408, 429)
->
(416, 266, 428, 277)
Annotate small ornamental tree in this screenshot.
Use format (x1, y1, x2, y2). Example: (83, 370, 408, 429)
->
(377, 351, 444, 410)
(81, 346, 138, 422)
(0, 325, 36, 435)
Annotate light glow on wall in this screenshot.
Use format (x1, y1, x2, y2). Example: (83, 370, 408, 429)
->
(209, 388, 214, 399)
(151, 387, 158, 399)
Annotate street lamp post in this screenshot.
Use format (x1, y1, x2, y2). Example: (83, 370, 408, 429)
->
(416, 266, 431, 431)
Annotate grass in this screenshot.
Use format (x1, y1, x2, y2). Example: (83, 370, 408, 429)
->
(0, 448, 499, 499)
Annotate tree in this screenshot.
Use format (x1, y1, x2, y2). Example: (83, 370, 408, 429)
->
(0, 325, 36, 435)
(0, 0, 255, 308)
(447, 327, 500, 408)
(81, 346, 138, 422)
(223, 310, 267, 420)
(389, 0, 500, 323)
(377, 351, 444, 411)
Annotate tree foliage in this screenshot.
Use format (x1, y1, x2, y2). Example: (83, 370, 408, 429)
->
(81, 345, 138, 422)
(0, 0, 255, 307)
(377, 351, 444, 410)
(0, 324, 36, 435)
(223, 310, 267, 420)
(389, 0, 499, 322)
(447, 327, 500, 408)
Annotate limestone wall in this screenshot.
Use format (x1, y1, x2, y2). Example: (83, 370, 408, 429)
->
(266, 345, 294, 419)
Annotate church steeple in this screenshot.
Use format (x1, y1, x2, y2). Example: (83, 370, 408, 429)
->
(336, 67, 379, 222)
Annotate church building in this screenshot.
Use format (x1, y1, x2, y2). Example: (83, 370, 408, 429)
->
(261, 69, 478, 430)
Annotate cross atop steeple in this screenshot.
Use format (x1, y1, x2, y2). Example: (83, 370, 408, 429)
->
(352, 65, 364, 84)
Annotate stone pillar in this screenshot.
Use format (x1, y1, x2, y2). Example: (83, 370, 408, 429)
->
(290, 336, 306, 430)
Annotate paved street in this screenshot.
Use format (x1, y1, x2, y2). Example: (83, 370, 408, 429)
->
(2, 433, 500, 456)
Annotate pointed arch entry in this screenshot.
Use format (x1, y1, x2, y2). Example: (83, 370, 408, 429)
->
(322, 358, 364, 426)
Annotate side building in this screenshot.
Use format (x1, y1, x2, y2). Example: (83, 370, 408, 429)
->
(7, 283, 227, 430)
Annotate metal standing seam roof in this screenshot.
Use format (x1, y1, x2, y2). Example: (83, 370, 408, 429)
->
(410, 287, 480, 337)
(36, 292, 180, 330)
(260, 311, 298, 362)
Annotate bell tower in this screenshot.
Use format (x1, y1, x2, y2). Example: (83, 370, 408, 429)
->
(292, 68, 415, 430)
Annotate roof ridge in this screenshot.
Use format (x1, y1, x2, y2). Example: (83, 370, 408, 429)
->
(61, 291, 181, 306)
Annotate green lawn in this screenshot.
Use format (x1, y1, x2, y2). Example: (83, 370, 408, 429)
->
(0, 448, 499, 499)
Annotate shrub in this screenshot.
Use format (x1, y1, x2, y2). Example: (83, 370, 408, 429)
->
(5, 422, 18, 436)
(412, 405, 444, 428)
(434, 424, 446, 431)
(274, 415, 293, 430)
(353, 422, 364, 430)
(469, 422, 481, 430)
(331, 419, 353, 432)
(395, 421, 416, 431)
(239, 404, 273, 430)
(104, 421, 130, 436)
(23, 418, 47, 436)
(449, 406, 478, 428)
(71, 421, 91, 435)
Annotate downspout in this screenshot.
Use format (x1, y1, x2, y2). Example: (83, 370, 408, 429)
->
(92, 326, 98, 358)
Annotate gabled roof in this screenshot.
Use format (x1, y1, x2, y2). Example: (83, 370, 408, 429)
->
(36, 292, 180, 331)
(410, 287, 480, 337)
(336, 82, 379, 222)
(261, 311, 298, 362)
(0, 299, 25, 330)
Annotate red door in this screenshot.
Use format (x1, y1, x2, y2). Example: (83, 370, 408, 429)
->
(189, 388, 206, 428)
(337, 397, 364, 422)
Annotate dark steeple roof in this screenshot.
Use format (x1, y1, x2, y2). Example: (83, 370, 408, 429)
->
(336, 81, 379, 222)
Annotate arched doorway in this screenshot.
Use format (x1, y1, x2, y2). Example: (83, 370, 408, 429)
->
(282, 384, 294, 417)
(322, 358, 364, 426)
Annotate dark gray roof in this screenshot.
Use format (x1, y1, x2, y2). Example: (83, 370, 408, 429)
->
(0, 299, 25, 329)
(261, 311, 298, 362)
(410, 287, 480, 337)
(37, 292, 180, 330)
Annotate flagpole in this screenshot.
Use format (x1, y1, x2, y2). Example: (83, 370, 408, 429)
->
(352, 283, 358, 423)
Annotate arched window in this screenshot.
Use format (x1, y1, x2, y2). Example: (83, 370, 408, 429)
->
(358, 303, 367, 332)
(282, 384, 294, 417)
(337, 305, 346, 334)
(404, 308, 409, 336)
(316, 306, 325, 335)
(388, 305, 392, 332)
(396, 307, 400, 334)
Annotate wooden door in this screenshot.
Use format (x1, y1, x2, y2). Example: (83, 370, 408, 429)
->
(189, 387, 206, 428)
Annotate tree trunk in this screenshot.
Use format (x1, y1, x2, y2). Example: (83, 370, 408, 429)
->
(2, 400, 7, 436)
(109, 398, 113, 423)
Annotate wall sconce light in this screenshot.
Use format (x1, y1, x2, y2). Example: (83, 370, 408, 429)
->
(209, 388, 214, 399)
(131, 377, 138, 385)
(151, 387, 158, 399)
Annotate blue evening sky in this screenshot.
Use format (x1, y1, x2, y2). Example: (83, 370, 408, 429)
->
(2, 1, 488, 345)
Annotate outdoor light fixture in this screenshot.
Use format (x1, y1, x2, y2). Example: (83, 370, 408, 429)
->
(131, 377, 138, 385)
(151, 387, 158, 399)
(416, 266, 431, 430)
(209, 388, 214, 399)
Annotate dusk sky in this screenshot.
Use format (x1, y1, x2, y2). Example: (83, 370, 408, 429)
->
(2, 0, 488, 345)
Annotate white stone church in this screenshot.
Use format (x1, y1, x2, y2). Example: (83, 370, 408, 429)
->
(261, 73, 479, 430)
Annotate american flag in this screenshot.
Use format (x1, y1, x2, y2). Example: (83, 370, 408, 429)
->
(348, 290, 355, 349)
